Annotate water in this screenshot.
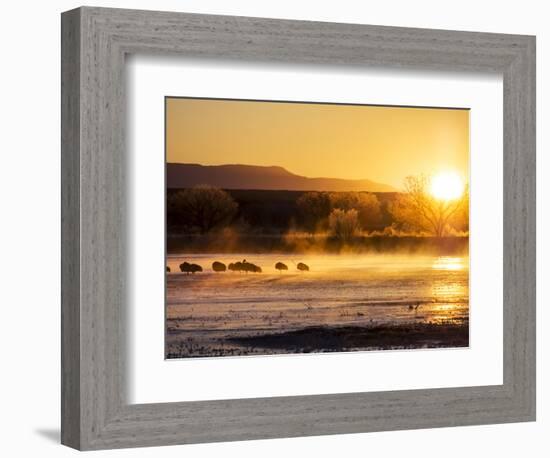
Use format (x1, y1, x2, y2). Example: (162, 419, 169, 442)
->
(166, 253, 469, 357)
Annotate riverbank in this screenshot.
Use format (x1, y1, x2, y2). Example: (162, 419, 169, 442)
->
(166, 322, 469, 358)
(228, 322, 469, 352)
(167, 233, 469, 255)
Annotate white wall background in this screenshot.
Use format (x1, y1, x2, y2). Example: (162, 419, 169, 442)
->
(0, 1, 546, 456)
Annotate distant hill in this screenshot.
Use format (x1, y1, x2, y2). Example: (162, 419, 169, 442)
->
(166, 163, 396, 192)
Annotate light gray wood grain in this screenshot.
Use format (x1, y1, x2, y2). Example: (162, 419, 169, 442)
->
(61, 8, 81, 449)
(61, 6, 536, 450)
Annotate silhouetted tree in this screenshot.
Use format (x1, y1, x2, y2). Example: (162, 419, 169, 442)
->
(296, 191, 331, 234)
(389, 175, 468, 237)
(448, 188, 470, 232)
(168, 186, 238, 234)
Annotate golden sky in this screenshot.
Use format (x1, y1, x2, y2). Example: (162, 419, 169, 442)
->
(166, 97, 469, 189)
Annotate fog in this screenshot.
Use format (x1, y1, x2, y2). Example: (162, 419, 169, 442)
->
(166, 252, 469, 358)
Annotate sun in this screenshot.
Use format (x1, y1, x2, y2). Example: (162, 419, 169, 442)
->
(429, 171, 464, 201)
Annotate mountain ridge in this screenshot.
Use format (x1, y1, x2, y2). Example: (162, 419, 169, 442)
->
(166, 163, 396, 192)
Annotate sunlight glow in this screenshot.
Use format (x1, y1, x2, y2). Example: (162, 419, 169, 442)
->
(432, 257, 465, 271)
(429, 171, 464, 201)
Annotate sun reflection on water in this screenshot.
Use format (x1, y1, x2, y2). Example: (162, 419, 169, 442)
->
(432, 256, 465, 271)
(431, 281, 468, 300)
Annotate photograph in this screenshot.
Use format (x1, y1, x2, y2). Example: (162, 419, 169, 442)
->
(165, 97, 470, 359)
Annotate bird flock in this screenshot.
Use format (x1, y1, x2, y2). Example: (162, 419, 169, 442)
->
(168, 259, 310, 275)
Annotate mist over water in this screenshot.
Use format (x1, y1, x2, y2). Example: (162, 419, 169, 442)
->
(166, 253, 469, 358)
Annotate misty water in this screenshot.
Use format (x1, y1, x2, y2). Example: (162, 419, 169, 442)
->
(166, 253, 469, 358)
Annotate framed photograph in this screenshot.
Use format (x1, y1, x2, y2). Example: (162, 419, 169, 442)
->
(61, 6, 536, 450)
(164, 97, 471, 359)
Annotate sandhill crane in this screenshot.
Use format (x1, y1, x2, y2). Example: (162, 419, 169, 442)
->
(244, 261, 262, 273)
(226, 260, 262, 273)
(212, 261, 226, 272)
(179, 262, 203, 274)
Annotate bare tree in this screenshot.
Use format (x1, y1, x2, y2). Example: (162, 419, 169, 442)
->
(168, 186, 238, 234)
(448, 189, 469, 232)
(390, 175, 468, 237)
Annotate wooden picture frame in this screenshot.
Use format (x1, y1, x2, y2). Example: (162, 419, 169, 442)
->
(61, 6, 536, 450)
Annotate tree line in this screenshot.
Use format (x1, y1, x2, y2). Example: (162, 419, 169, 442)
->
(167, 175, 468, 239)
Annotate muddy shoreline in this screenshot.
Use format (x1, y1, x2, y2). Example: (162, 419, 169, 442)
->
(166, 322, 469, 359)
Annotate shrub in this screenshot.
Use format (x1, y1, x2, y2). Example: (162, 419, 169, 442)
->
(329, 192, 382, 229)
(328, 208, 360, 240)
